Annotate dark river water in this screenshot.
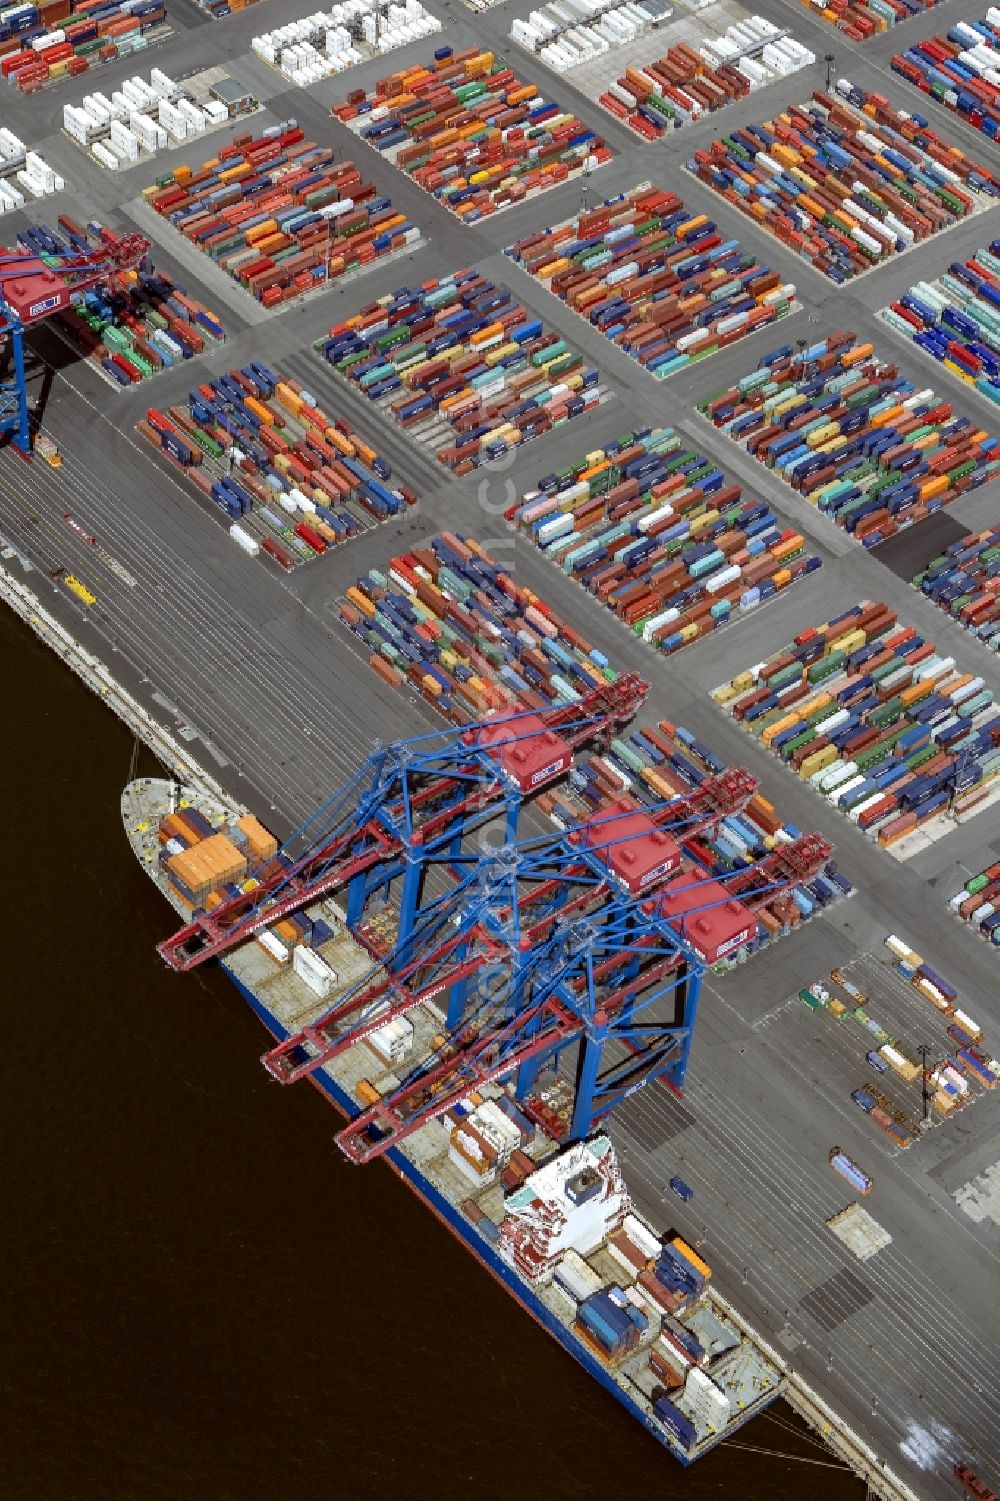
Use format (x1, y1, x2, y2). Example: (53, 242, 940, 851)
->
(1, 603, 864, 1501)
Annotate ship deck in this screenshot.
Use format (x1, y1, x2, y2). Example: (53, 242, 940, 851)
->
(14, 1, 1000, 1489)
(124, 777, 785, 1455)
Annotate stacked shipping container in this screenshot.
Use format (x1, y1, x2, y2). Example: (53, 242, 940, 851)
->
(252, 1, 440, 82)
(600, 24, 814, 141)
(699, 331, 1000, 547)
(505, 186, 794, 381)
(505, 425, 821, 654)
(715, 601, 1000, 848)
(914, 529, 1000, 653)
(320, 270, 605, 471)
(334, 46, 611, 220)
(884, 935, 996, 1102)
(879, 242, 1000, 403)
(802, 0, 942, 42)
(138, 366, 413, 568)
(949, 863, 1000, 944)
(339, 532, 617, 718)
(892, 13, 1000, 141)
(685, 81, 999, 283)
(0, 0, 167, 91)
(148, 125, 419, 307)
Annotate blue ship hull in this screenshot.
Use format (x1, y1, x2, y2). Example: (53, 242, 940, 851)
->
(226, 963, 780, 1461)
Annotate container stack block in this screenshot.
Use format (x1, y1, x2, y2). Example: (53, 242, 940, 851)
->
(685, 80, 1000, 283)
(1, 0, 169, 92)
(949, 862, 1000, 944)
(21, 215, 225, 385)
(715, 601, 1000, 847)
(914, 529, 1000, 652)
(893, 11, 1000, 140)
(700, 332, 1000, 547)
(148, 124, 420, 306)
(804, 0, 944, 42)
(321, 270, 606, 472)
(339, 532, 617, 718)
(535, 717, 852, 956)
(506, 185, 795, 380)
(505, 426, 821, 654)
(251, 1, 441, 82)
(599, 18, 815, 139)
(137, 367, 414, 568)
(879, 242, 1000, 405)
(333, 46, 612, 220)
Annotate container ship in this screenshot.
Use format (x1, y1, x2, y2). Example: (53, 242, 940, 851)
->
(123, 775, 786, 1461)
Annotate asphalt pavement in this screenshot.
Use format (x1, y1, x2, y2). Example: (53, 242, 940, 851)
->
(2, 1, 1000, 1496)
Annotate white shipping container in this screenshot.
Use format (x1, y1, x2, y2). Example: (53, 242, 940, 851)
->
(884, 933, 914, 961)
(943, 1065, 969, 1094)
(292, 942, 336, 997)
(368, 1015, 415, 1065)
(92, 141, 121, 170)
(705, 564, 740, 595)
(831, 775, 865, 806)
(641, 607, 679, 643)
(553, 1248, 604, 1301)
(915, 977, 950, 1012)
(258, 930, 289, 965)
(623, 1212, 660, 1259)
(230, 523, 260, 557)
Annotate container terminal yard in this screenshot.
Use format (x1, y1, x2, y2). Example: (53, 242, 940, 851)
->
(3, 0, 1000, 1496)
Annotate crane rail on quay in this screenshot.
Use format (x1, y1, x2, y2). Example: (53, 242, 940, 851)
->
(157, 696, 831, 1152)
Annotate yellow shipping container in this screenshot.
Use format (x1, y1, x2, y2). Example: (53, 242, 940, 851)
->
(806, 422, 839, 449)
(919, 474, 949, 501)
(485, 341, 519, 368)
(800, 744, 838, 780)
(762, 713, 798, 747)
(275, 381, 302, 415)
(689, 508, 720, 536)
(772, 143, 801, 168)
(828, 627, 866, 657)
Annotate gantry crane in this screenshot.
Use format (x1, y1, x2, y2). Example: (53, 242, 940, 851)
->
(0, 227, 151, 456)
(156, 672, 650, 972)
(155, 694, 833, 1160)
(269, 810, 830, 1164)
(256, 755, 829, 1159)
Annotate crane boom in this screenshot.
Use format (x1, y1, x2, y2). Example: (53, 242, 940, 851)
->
(0, 228, 151, 455)
(157, 674, 650, 973)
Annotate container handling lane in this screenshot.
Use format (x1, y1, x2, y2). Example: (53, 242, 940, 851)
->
(1, 254, 995, 1501)
(3, 0, 1000, 1491)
